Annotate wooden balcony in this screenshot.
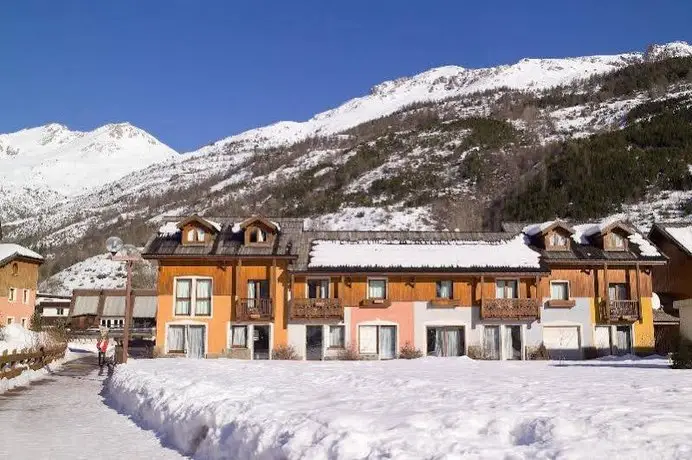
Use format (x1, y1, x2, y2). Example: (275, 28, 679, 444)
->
(600, 299, 640, 322)
(289, 298, 344, 320)
(481, 298, 541, 320)
(235, 298, 273, 322)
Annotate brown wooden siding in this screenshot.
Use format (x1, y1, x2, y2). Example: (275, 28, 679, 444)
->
(651, 238, 692, 299)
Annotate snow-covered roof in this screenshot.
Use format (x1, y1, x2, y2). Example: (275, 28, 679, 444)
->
(662, 225, 692, 256)
(0, 243, 43, 266)
(523, 220, 574, 237)
(627, 234, 661, 257)
(308, 235, 542, 270)
(571, 215, 633, 244)
(158, 222, 180, 236)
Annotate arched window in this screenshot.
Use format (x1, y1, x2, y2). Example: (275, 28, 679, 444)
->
(11, 263, 18, 276)
(187, 229, 196, 242)
(196, 228, 205, 241)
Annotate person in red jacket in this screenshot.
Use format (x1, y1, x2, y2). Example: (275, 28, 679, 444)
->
(96, 327, 109, 368)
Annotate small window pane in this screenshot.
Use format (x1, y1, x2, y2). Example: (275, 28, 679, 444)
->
(168, 325, 186, 352)
(551, 282, 569, 300)
(329, 326, 345, 348)
(195, 279, 212, 315)
(436, 280, 453, 299)
(175, 279, 192, 315)
(231, 326, 247, 347)
(308, 279, 329, 299)
(368, 280, 386, 299)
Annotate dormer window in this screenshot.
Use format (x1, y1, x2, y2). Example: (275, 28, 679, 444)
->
(185, 227, 206, 244)
(548, 232, 568, 248)
(605, 231, 628, 251)
(250, 228, 267, 243)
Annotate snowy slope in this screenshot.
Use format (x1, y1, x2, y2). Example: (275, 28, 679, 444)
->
(195, 41, 692, 154)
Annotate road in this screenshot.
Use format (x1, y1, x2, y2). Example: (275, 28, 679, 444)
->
(0, 353, 187, 459)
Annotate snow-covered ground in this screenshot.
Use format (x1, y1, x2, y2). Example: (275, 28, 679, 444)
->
(0, 323, 50, 354)
(1, 354, 186, 459)
(107, 356, 691, 460)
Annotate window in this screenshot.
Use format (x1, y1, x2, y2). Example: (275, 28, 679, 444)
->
(8, 288, 17, 302)
(6, 317, 13, 325)
(175, 278, 212, 316)
(56, 308, 64, 316)
(549, 232, 567, 247)
(231, 325, 247, 348)
(329, 325, 345, 348)
(249, 227, 267, 244)
(167, 325, 186, 353)
(196, 228, 205, 241)
(186, 227, 206, 243)
(247, 280, 269, 299)
(307, 279, 330, 299)
(436, 280, 453, 299)
(495, 280, 518, 299)
(550, 281, 570, 300)
(608, 283, 628, 301)
(611, 233, 625, 250)
(11, 263, 18, 276)
(23, 289, 30, 304)
(367, 279, 387, 299)
(187, 229, 196, 242)
(21, 318, 27, 327)
(195, 279, 212, 315)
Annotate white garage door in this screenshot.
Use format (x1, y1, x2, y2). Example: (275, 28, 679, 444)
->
(543, 326, 581, 359)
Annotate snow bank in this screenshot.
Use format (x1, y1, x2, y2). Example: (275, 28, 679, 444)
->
(309, 235, 541, 269)
(0, 324, 46, 354)
(106, 357, 689, 460)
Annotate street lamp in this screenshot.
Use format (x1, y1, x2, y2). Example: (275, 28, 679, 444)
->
(106, 236, 141, 364)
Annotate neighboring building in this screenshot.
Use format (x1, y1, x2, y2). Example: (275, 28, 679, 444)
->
(649, 223, 692, 342)
(143, 215, 665, 359)
(0, 243, 44, 327)
(35, 293, 72, 327)
(70, 289, 157, 333)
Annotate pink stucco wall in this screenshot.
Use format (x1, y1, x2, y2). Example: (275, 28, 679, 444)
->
(0, 289, 36, 326)
(348, 302, 415, 353)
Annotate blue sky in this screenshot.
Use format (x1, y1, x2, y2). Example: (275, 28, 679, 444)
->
(1, 1, 691, 152)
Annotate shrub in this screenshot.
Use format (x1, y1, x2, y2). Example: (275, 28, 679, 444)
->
(671, 338, 692, 369)
(527, 343, 550, 360)
(338, 343, 361, 361)
(271, 344, 301, 360)
(45, 320, 70, 346)
(29, 310, 43, 332)
(466, 346, 486, 360)
(399, 342, 423, 359)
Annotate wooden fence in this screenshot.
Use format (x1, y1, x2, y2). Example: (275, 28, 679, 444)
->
(0, 344, 67, 380)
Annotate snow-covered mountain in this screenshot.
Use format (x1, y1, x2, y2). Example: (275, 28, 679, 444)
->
(0, 122, 177, 218)
(3, 41, 692, 292)
(195, 41, 692, 155)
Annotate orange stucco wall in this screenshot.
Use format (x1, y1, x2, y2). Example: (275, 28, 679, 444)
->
(348, 302, 415, 354)
(0, 259, 39, 326)
(0, 290, 36, 326)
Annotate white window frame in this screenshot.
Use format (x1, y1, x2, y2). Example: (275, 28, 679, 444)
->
(22, 289, 30, 305)
(8, 287, 17, 303)
(173, 277, 213, 318)
(357, 321, 399, 360)
(435, 280, 454, 299)
(164, 320, 209, 356)
(367, 277, 388, 300)
(328, 325, 345, 349)
(306, 277, 331, 299)
(230, 325, 249, 348)
(495, 279, 519, 299)
(549, 280, 571, 300)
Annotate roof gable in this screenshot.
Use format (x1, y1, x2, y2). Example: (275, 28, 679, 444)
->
(176, 215, 222, 233)
(0, 243, 44, 268)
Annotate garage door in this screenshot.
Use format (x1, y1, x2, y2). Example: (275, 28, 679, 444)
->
(543, 326, 581, 360)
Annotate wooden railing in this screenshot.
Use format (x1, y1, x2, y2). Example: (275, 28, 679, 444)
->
(235, 298, 273, 321)
(0, 344, 67, 380)
(289, 298, 344, 320)
(601, 299, 640, 322)
(481, 298, 541, 320)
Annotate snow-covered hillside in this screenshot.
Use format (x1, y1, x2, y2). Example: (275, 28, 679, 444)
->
(0, 122, 177, 218)
(195, 41, 692, 154)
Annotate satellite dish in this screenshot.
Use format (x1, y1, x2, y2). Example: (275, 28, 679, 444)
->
(106, 236, 124, 256)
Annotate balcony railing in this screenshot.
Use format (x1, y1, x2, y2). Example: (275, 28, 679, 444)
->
(481, 298, 541, 320)
(235, 298, 273, 322)
(289, 298, 344, 320)
(601, 299, 640, 322)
